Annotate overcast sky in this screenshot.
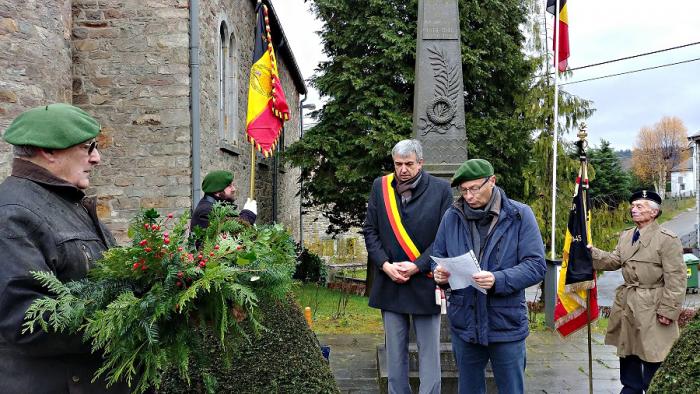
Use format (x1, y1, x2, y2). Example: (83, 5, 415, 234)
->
(273, 0, 700, 150)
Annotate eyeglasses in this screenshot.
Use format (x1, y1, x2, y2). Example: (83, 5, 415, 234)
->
(83, 140, 98, 155)
(458, 176, 491, 195)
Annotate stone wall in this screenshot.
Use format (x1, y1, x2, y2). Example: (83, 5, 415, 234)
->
(303, 208, 368, 265)
(72, 0, 192, 242)
(0, 0, 74, 179)
(197, 0, 301, 238)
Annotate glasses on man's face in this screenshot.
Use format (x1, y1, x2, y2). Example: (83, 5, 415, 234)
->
(458, 176, 491, 195)
(83, 140, 98, 155)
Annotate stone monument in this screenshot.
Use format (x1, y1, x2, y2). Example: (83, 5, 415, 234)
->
(413, 0, 468, 178)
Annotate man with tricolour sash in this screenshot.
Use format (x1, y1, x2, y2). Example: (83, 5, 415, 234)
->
(363, 139, 452, 394)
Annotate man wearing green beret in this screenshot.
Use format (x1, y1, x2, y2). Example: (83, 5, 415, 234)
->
(363, 139, 452, 394)
(432, 158, 546, 394)
(190, 170, 257, 232)
(0, 104, 129, 393)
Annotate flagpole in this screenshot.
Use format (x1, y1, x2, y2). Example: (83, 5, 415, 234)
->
(579, 125, 593, 394)
(550, 0, 561, 261)
(586, 289, 593, 394)
(250, 144, 256, 200)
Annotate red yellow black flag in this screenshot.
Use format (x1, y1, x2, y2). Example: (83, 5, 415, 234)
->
(547, 0, 570, 72)
(554, 141, 599, 337)
(245, 1, 290, 157)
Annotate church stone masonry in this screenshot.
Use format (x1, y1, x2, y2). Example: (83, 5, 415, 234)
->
(0, 0, 306, 243)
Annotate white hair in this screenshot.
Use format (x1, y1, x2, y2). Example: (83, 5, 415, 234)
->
(633, 199, 661, 218)
(647, 200, 661, 218)
(391, 139, 423, 161)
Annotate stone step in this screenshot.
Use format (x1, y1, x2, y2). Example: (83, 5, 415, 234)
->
(408, 314, 452, 343)
(378, 343, 458, 372)
(377, 343, 497, 393)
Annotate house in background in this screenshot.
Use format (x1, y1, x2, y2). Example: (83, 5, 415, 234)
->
(0, 0, 306, 243)
(670, 157, 695, 198)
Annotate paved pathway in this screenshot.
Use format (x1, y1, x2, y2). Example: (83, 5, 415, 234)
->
(320, 331, 622, 394)
(661, 207, 696, 239)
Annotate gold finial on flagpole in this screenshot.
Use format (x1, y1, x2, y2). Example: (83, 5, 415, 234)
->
(576, 122, 588, 141)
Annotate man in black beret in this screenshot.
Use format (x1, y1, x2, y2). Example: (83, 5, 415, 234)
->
(363, 139, 452, 393)
(589, 190, 685, 393)
(190, 170, 257, 232)
(432, 158, 546, 394)
(0, 104, 128, 393)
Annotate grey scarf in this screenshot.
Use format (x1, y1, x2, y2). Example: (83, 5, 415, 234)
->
(461, 187, 502, 259)
(396, 171, 423, 205)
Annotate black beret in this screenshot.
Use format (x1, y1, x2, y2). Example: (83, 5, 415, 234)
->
(629, 189, 662, 205)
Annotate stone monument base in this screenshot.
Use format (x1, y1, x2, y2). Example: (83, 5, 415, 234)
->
(376, 315, 497, 393)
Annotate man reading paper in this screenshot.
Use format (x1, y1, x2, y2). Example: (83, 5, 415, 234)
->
(431, 159, 545, 394)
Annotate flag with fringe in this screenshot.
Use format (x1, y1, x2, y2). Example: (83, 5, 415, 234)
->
(554, 151, 599, 337)
(546, 0, 570, 72)
(245, 1, 290, 157)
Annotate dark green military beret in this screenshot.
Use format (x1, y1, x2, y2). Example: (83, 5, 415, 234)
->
(2, 103, 100, 149)
(202, 170, 234, 193)
(450, 159, 494, 187)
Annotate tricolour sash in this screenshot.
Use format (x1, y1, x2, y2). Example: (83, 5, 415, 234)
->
(381, 173, 420, 262)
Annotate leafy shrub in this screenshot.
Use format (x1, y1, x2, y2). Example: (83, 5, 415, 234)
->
(293, 245, 327, 284)
(647, 308, 700, 393)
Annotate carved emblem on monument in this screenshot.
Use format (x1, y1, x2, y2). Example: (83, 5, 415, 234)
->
(418, 46, 464, 136)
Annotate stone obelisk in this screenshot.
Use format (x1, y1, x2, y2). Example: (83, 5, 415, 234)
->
(413, 0, 468, 178)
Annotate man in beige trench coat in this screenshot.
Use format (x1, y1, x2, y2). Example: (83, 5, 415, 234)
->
(589, 190, 686, 394)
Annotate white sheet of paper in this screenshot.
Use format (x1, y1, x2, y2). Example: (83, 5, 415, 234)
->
(431, 251, 487, 294)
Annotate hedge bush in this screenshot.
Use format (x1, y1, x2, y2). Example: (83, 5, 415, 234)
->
(647, 308, 700, 393)
(159, 294, 339, 393)
(293, 245, 327, 284)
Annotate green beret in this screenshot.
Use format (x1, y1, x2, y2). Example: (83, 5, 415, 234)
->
(451, 159, 494, 187)
(202, 170, 234, 193)
(3, 103, 100, 149)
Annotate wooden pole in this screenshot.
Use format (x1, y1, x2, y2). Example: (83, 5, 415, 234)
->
(249, 144, 256, 199)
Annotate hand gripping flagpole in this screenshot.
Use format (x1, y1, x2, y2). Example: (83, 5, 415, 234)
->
(576, 123, 593, 394)
(250, 144, 256, 200)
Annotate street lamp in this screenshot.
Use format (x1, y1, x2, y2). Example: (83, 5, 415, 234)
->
(299, 100, 316, 249)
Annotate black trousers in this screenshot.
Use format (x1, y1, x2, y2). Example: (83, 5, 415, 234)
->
(619, 355, 661, 394)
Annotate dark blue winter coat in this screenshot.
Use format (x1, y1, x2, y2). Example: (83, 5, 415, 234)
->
(432, 188, 545, 345)
(364, 172, 452, 315)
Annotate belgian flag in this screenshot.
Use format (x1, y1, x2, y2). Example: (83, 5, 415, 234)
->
(554, 147, 599, 337)
(245, 1, 289, 157)
(546, 0, 570, 72)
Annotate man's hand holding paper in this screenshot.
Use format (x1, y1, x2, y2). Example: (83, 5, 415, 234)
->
(431, 251, 488, 294)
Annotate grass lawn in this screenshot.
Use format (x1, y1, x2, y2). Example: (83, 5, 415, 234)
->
(292, 281, 609, 336)
(292, 282, 383, 334)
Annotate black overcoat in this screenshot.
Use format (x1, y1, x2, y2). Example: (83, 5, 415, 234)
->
(363, 172, 452, 314)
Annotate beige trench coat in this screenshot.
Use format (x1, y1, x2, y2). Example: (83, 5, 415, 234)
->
(591, 221, 686, 363)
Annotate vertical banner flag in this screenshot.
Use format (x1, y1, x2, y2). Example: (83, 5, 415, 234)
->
(546, 0, 570, 72)
(554, 142, 599, 336)
(246, 1, 290, 157)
